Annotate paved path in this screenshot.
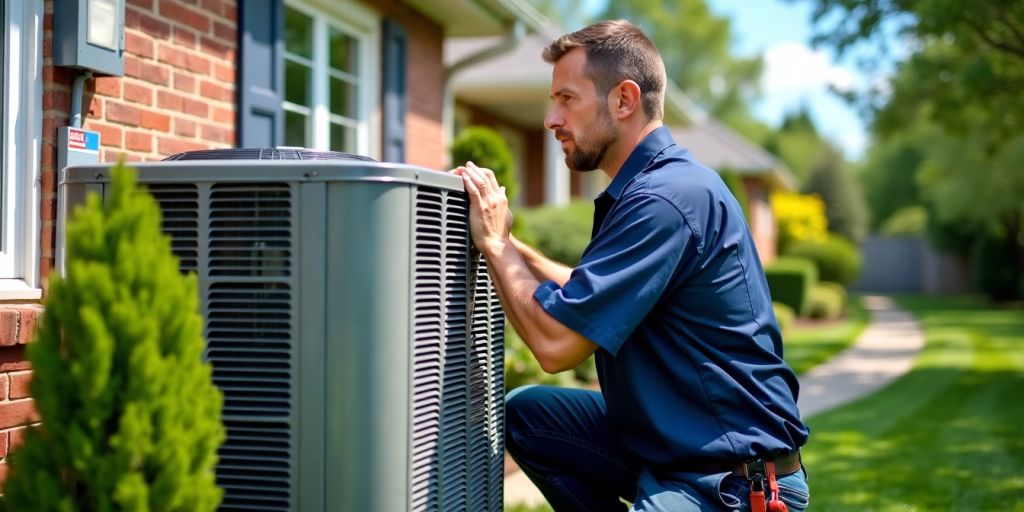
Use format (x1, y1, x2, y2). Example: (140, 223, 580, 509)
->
(504, 295, 927, 508)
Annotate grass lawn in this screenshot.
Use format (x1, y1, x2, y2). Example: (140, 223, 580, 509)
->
(802, 295, 1024, 511)
(784, 295, 870, 375)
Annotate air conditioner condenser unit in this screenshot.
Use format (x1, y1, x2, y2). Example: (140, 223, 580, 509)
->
(58, 149, 506, 511)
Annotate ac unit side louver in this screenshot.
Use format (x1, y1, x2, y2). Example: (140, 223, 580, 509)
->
(58, 149, 506, 511)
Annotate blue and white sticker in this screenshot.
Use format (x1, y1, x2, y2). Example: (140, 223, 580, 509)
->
(67, 128, 100, 153)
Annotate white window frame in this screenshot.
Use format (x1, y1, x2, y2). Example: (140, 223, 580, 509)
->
(283, 0, 380, 159)
(0, 0, 43, 299)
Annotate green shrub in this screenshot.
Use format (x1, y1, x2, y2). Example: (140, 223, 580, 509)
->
(773, 302, 796, 337)
(765, 256, 818, 317)
(450, 126, 517, 202)
(1, 165, 225, 511)
(971, 230, 1021, 301)
(808, 282, 848, 320)
(880, 205, 928, 237)
(720, 170, 750, 222)
(785, 234, 862, 286)
(771, 192, 829, 254)
(516, 201, 594, 266)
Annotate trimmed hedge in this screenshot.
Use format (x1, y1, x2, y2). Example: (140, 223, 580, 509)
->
(765, 256, 818, 317)
(514, 201, 594, 266)
(808, 281, 848, 320)
(450, 126, 517, 202)
(785, 234, 862, 286)
(773, 301, 796, 336)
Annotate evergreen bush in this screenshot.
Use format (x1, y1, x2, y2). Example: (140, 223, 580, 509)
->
(450, 126, 517, 202)
(785, 234, 862, 286)
(515, 201, 594, 266)
(802, 155, 870, 244)
(807, 282, 848, 320)
(1, 165, 225, 511)
(765, 257, 818, 317)
(773, 302, 796, 337)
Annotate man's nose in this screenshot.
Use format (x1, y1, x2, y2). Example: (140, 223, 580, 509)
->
(544, 108, 563, 132)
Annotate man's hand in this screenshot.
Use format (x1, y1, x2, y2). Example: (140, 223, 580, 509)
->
(451, 162, 513, 255)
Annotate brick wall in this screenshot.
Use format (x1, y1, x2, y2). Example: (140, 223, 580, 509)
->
(0, 308, 43, 481)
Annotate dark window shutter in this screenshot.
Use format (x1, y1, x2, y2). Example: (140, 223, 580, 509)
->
(382, 20, 407, 163)
(238, 0, 284, 148)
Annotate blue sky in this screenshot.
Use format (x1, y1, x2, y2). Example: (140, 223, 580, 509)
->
(579, 0, 895, 160)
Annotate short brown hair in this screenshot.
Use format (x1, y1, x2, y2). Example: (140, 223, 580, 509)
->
(543, 20, 666, 120)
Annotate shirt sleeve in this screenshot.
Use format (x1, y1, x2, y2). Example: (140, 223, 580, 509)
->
(533, 193, 693, 356)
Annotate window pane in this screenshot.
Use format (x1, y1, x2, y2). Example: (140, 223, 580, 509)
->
(284, 7, 312, 59)
(329, 77, 356, 118)
(285, 111, 308, 148)
(284, 60, 311, 107)
(328, 27, 357, 74)
(330, 123, 355, 153)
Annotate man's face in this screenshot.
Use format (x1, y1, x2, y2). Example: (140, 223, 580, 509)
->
(545, 48, 618, 172)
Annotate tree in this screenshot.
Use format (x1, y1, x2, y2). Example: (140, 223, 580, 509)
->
(802, 150, 870, 244)
(1, 165, 225, 511)
(763, 108, 842, 184)
(601, 0, 764, 123)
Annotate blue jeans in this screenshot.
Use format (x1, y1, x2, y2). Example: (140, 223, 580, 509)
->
(505, 385, 810, 511)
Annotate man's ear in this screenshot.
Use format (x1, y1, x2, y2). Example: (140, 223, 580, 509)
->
(610, 80, 643, 120)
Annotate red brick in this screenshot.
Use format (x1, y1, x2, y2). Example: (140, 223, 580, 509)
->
(0, 347, 29, 373)
(213, 63, 234, 83)
(123, 83, 153, 106)
(41, 170, 56, 193)
(200, 80, 232, 103)
(223, 3, 237, 21)
(141, 110, 171, 131)
(43, 65, 72, 84)
(106, 102, 143, 127)
(172, 27, 197, 49)
(183, 97, 209, 118)
(140, 13, 171, 39)
(157, 90, 184, 111)
(40, 196, 56, 222)
(124, 54, 143, 79)
(158, 43, 188, 69)
(126, 31, 154, 59)
(212, 106, 234, 124)
(15, 308, 40, 346)
(201, 123, 230, 143)
(0, 462, 7, 487)
(127, 0, 155, 9)
(174, 72, 196, 93)
(174, 119, 196, 137)
(42, 36, 52, 58)
(214, 21, 236, 43)
(0, 400, 39, 430)
(200, 36, 232, 60)
(126, 131, 153, 152)
(43, 12, 53, 30)
(185, 53, 211, 74)
(160, 0, 211, 33)
(39, 224, 54, 257)
(140, 62, 171, 86)
(0, 312, 16, 348)
(43, 90, 71, 111)
(158, 137, 208, 156)
(41, 142, 57, 166)
(85, 122, 123, 147)
(8, 372, 31, 400)
(0, 375, 8, 401)
(8, 428, 28, 453)
(87, 96, 103, 118)
(93, 77, 121, 97)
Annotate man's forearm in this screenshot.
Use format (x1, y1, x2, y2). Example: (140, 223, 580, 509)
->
(510, 235, 573, 287)
(482, 240, 596, 374)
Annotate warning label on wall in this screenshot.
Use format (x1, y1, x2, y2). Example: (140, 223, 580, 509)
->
(67, 128, 100, 153)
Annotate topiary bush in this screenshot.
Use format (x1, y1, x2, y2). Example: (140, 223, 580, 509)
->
(784, 233, 862, 286)
(773, 302, 796, 337)
(807, 282, 848, 320)
(450, 126, 517, 202)
(765, 256, 818, 317)
(0, 164, 225, 511)
(515, 201, 594, 267)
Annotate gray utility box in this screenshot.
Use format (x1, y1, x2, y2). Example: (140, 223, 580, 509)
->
(59, 150, 505, 512)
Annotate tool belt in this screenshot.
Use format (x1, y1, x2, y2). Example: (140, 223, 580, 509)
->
(739, 451, 801, 512)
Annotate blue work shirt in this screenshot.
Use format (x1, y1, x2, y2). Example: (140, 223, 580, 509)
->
(534, 127, 808, 469)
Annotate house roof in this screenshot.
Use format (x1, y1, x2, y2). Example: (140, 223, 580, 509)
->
(445, 26, 699, 128)
(671, 120, 797, 191)
(409, 0, 546, 37)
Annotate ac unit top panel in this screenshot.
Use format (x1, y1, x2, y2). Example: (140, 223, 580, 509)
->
(61, 160, 464, 192)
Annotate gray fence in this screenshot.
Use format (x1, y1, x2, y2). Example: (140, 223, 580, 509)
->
(852, 236, 969, 294)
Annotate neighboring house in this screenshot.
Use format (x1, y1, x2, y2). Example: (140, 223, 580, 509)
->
(671, 120, 797, 263)
(0, 0, 542, 484)
(446, 26, 795, 261)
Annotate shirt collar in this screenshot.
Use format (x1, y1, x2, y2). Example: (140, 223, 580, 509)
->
(601, 126, 677, 200)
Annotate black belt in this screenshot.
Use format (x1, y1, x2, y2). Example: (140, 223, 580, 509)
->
(690, 451, 802, 477)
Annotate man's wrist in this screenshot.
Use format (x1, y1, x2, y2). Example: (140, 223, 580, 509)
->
(481, 237, 510, 259)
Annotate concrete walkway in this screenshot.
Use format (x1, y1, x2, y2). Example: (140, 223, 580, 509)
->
(504, 295, 927, 508)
